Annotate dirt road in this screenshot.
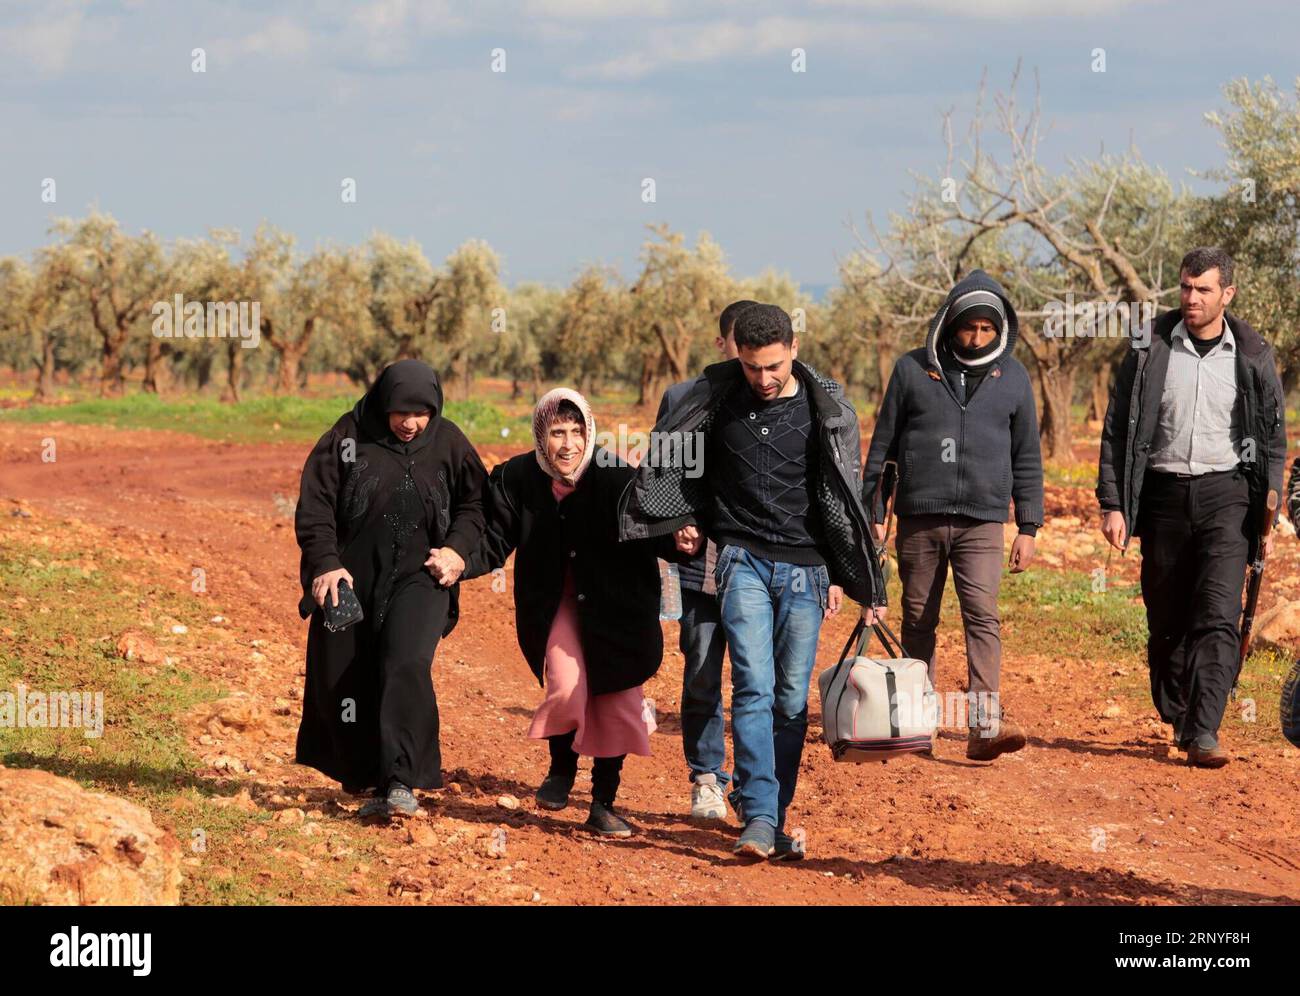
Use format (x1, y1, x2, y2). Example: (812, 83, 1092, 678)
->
(3, 421, 1298, 905)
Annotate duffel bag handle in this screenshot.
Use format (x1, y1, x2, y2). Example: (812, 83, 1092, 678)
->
(853, 617, 903, 660)
(829, 617, 905, 690)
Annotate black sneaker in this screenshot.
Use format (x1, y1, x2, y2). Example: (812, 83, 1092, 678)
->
(536, 772, 575, 811)
(357, 796, 389, 819)
(771, 831, 806, 862)
(385, 780, 420, 817)
(584, 801, 634, 838)
(727, 787, 746, 825)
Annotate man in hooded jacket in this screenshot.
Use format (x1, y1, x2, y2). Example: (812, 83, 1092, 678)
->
(863, 269, 1044, 761)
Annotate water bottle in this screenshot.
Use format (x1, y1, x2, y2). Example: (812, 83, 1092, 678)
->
(658, 559, 682, 621)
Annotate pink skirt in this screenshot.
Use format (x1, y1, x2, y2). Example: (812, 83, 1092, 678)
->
(527, 568, 655, 758)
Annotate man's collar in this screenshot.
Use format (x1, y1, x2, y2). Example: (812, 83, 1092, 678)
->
(1172, 315, 1235, 351)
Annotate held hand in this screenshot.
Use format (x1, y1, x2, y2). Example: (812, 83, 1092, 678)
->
(1008, 534, 1036, 574)
(312, 567, 355, 608)
(1101, 510, 1126, 551)
(674, 525, 703, 556)
(861, 603, 887, 625)
(869, 522, 887, 546)
(424, 546, 466, 586)
(1263, 533, 1275, 559)
(825, 584, 843, 619)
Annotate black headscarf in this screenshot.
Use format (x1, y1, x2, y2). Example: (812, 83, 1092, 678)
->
(352, 359, 444, 455)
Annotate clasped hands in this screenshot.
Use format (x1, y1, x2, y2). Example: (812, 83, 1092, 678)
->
(425, 546, 466, 586)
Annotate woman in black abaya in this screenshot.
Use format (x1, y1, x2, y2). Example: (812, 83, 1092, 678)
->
(293, 360, 486, 817)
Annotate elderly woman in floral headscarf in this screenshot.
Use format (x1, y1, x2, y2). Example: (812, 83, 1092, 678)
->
(464, 388, 674, 837)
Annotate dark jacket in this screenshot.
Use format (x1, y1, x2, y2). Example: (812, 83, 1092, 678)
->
(1097, 308, 1285, 548)
(863, 270, 1044, 531)
(619, 358, 886, 608)
(656, 376, 708, 592)
(294, 365, 486, 637)
(462, 450, 672, 696)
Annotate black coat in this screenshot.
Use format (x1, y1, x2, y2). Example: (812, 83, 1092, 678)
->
(618, 358, 886, 608)
(1097, 308, 1285, 550)
(463, 450, 672, 696)
(294, 362, 487, 637)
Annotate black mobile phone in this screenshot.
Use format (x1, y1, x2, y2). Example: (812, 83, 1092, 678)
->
(322, 578, 364, 633)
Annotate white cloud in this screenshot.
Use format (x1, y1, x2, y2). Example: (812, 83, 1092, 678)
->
(345, 0, 467, 63)
(812, 0, 1148, 17)
(0, 4, 90, 75)
(237, 16, 312, 59)
(569, 16, 928, 80)
(524, 0, 681, 17)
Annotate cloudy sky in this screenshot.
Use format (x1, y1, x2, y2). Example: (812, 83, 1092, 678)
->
(0, 0, 1294, 289)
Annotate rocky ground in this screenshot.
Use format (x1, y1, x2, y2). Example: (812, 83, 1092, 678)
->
(1, 419, 1297, 905)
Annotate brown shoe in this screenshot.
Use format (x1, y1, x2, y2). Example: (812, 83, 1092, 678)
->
(966, 714, 1027, 761)
(1186, 743, 1230, 768)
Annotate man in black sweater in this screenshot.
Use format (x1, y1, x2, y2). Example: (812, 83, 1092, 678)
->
(864, 270, 1044, 761)
(667, 304, 884, 859)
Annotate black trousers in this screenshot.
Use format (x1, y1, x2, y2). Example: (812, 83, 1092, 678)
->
(297, 581, 448, 791)
(547, 731, 624, 806)
(1136, 468, 1250, 746)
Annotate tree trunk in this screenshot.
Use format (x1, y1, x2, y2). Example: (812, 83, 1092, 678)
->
(99, 336, 127, 397)
(141, 338, 169, 395)
(1088, 364, 1112, 423)
(221, 339, 244, 403)
(32, 332, 57, 402)
(276, 345, 306, 393)
(195, 352, 214, 391)
(872, 341, 895, 419)
(1037, 363, 1077, 462)
(637, 352, 669, 408)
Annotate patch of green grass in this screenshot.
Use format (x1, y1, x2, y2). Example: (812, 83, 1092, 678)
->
(0, 529, 393, 904)
(996, 562, 1293, 747)
(0, 392, 530, 447)
(1044, 462, 1098, 488)
(1105, 640, 1295, 748)
(998, 566, 1148, 659)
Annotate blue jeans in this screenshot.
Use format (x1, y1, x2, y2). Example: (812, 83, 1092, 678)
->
(679, 587, 729, 785)
(716, 545, 828, 831)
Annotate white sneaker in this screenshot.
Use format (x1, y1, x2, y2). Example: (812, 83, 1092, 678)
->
(690, 773, 727, 820)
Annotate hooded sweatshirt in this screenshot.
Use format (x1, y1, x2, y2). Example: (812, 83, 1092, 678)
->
(863, 269, 1044, 533)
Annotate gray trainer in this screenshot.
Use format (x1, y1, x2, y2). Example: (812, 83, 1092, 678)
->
(734, 819, 776, 860)
(385, 780, 420, 817)
(357, 797, 389, 820)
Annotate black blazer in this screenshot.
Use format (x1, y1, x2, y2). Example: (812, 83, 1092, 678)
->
(463, 449, 673, 696)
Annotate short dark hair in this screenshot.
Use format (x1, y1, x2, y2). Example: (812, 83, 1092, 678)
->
(719, 299, 760, 339)
(1180, 247, 1235, 290)
(732, 303, 794, 350)
(552, 399, 585, 428)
